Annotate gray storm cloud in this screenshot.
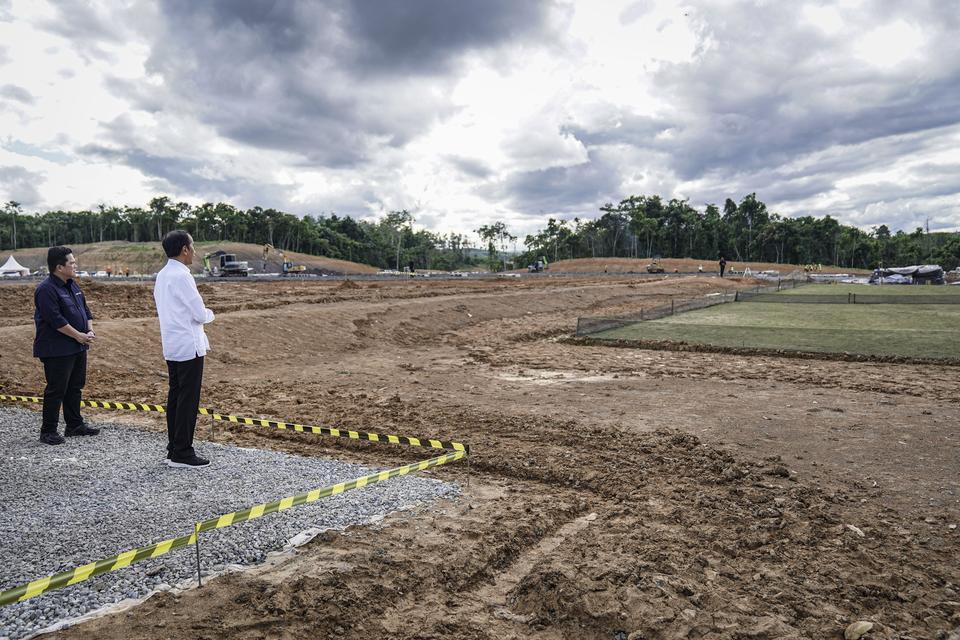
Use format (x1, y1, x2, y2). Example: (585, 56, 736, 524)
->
(24, 0, 960, 232)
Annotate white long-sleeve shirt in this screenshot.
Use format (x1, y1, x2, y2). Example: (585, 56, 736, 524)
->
(154, 259, 215, 362)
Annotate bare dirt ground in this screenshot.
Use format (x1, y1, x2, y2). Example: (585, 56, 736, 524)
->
(0, 275, 957, 639)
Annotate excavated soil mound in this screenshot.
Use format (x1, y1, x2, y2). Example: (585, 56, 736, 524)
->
(337, 279, 362, 290)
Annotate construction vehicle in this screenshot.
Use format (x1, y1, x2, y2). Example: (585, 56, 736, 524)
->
(527, 255, 549, 272)
(203, 250, 249, 277)
(646, 256, 665, 274)
(262, 243, 307, 276)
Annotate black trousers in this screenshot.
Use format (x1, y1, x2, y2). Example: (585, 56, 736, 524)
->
(41, 351, 87, 434)
(166, 356, 204, 460)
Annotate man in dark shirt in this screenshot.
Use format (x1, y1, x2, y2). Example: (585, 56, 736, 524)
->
(33, 247, 99, 445)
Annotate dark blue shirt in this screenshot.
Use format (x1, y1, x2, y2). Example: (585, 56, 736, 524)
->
(33, 276, 94, 359)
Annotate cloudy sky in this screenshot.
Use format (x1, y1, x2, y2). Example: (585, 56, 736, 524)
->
(1, 0, 958, 239)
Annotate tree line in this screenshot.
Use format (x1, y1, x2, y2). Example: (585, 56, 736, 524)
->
(515, 193, 960, 271)
(0, 198, 480, 271)
(2, 194, 958, 271)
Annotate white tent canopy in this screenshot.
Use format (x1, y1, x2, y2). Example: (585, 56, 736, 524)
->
(0, 255, 31, 276)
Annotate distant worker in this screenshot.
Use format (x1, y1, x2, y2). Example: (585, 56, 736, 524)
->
(154, 230, 215, 468)
(409, 260, 415, 274)
(33, 246, 99, 445)
(719, 256, 727, 278)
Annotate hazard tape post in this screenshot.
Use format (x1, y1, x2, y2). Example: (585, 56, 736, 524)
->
(0, 394, 470, 607)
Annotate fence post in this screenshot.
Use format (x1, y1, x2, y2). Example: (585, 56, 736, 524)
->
(671, 299, 675, 315)
(194, 523, 203, 587)
(735, 291, 739, 302)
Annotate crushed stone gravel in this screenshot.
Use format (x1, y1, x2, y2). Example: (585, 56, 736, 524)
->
(0, 405, 460, 640)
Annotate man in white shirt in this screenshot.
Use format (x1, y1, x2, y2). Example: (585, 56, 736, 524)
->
(154, 230, 215, 468)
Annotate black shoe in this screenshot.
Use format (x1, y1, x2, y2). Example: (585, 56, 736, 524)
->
(40, 432, 65, 445)
(166, 455, 210, 468)
(65, 425, 100, 437)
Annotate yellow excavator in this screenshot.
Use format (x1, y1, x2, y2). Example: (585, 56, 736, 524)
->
(262, 244, 307, 276)
(646, 256, 665, 274)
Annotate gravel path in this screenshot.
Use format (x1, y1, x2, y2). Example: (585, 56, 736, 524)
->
(0, 405, 460, 640)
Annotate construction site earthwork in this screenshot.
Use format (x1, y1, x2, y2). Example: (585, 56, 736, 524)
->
(0, 253, 958, 640)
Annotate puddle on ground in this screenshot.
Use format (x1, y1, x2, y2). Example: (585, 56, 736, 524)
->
(494, 369, 643, 385)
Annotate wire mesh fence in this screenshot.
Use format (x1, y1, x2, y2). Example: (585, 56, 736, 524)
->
(575, 280, 804, 337)
(736, 291, 960, 304)
(575, 293, 736, 336)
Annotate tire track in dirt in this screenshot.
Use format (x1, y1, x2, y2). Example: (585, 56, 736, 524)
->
(55, 395, 956, 639)
(473, 510, 598, 624)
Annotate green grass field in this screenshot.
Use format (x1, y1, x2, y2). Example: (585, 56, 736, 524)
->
(595, 285, 960, 359)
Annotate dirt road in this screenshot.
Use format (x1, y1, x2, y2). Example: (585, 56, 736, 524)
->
(0, 275, 957, 639)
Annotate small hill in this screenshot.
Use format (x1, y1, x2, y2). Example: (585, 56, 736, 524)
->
(193, 242, 378, 275)
(546, 257, 871, 275)
(2, 241, 378, 275)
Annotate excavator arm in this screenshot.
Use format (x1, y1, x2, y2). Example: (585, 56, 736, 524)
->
(262, 243, 305, 275)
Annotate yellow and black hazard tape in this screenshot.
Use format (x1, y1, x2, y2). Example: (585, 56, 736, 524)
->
(0, 529, 199, 607)
(196, 408, 468, 453)
(0, 394, 468, 453)
(196, 449, 465, 534)
(0, 449, 465, 607)
(0, 395, 165, 412)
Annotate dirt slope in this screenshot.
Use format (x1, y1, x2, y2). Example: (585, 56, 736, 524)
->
(2, 241, 377, 275)
(0, 276, 956, 639)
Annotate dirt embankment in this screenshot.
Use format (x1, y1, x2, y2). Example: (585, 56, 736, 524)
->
(568, 335, 960, 367)
(0, 276, 955, 639)
(2, 240, 377, 275)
